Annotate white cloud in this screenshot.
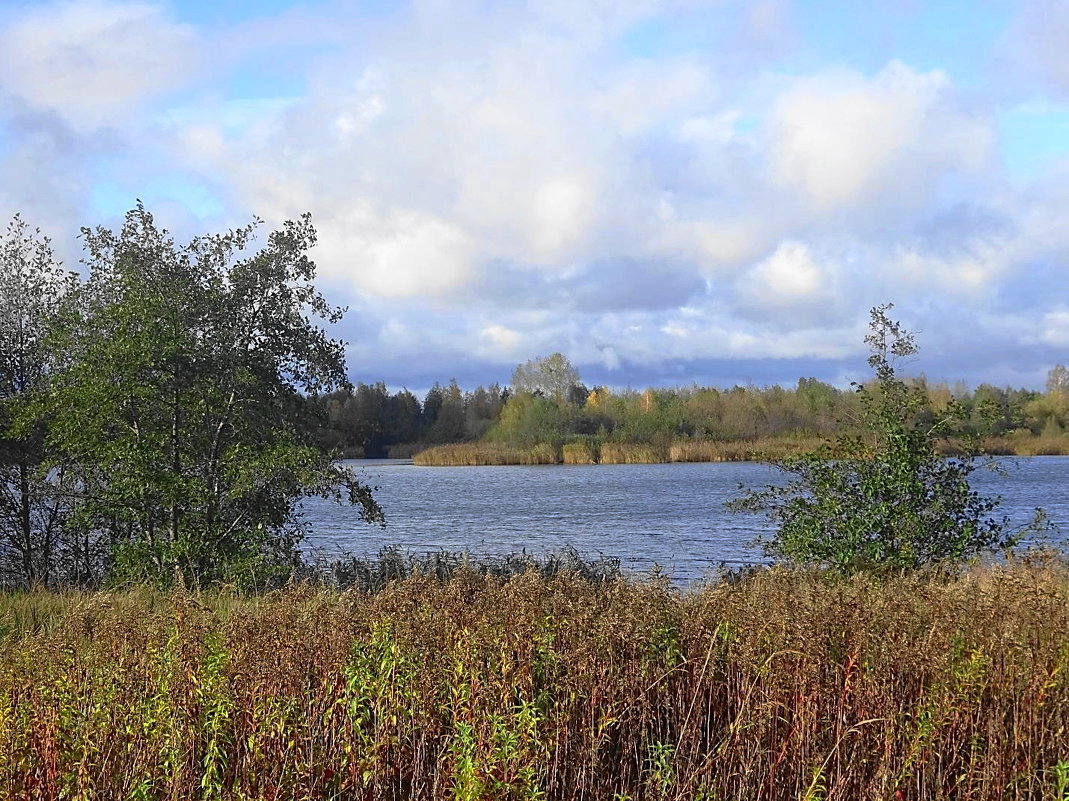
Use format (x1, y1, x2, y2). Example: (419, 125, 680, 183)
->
(593, 58, 713, 137)
(740, 240, 827, 297)
(1013, 1, 1069, 96)
(768, 61, 992, 211)
(733, 240, 842, 327)
(1040, 307, 1069, 346)
(891, 242, 1008, 297)
(2, 1, 1066, 388)
(0, 1, 196, 130)
(315, 206, 476, 299)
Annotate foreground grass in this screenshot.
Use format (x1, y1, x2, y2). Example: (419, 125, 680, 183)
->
(2, 561, 1069, 800)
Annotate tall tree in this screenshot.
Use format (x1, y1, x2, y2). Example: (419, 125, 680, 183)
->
(511, 352, 581, 404)
(0, 217, 77, 586)
(1048, 365, 1069, 397)
(40, 204, 382, 586)
(427, 380, 467, 443)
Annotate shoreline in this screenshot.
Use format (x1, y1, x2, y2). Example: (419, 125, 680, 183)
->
(406, 436, 1069, 466)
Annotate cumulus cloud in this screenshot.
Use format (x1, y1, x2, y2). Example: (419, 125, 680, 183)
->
(767, 62, 993, 212)
(734, 241, 841, 325)
(314, 206, 476, 299)
(0, 1, 196, 131)
(1040, 307, 1069, 346)
(1, 0, 1066, 389)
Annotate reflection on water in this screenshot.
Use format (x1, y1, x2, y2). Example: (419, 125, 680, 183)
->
(299, 457, 1069, 583)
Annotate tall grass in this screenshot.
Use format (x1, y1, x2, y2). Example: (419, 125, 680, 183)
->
(561, 442, 597, 464)
(415, 438, 833, 465)
(2, 559, 1069, 799)
(598, 442, 670, 464)
(403, 432, 1069, 466)
(984, 432, 1069, 457)
(669, 436, 829, 462)
(413, 443, 559, 466)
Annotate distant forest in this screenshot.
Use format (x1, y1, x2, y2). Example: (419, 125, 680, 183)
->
(315, 355, 1069, 458)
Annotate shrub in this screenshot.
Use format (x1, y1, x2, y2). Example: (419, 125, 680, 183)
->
(730, 305, 1041, 573)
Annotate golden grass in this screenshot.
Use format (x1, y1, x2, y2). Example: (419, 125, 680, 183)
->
(597, 442, 670, 464)
(413, 442, 560, 466)
(2, 560, 1069, 798)
(561, 442, 597, 464)
(668, 436, 829, 462)
(986, 432, 1069, 457)
(412, 432, 1069, 466)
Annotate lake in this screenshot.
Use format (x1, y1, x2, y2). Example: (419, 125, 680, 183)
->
(301, 456, 1069, 582)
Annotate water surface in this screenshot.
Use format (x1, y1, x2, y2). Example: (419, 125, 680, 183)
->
(301, 457, 1069, 582)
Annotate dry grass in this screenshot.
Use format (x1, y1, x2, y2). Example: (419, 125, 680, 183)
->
(985, 432, 1069, 457)
(2, 559, 1069, 799)
(598, 442, 670, 464)
(396, 432, 1069, 467)
(413, 443, 560, 466)
(561, 442, 597, 464)
(669, 437, 829, 463)
(414, 437, 842, 466)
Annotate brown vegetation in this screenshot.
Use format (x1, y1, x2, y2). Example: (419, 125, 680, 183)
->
(597, 442, 670, 464)
(561, 442, 597, 464)
(413, 442, 559, 466)
(2, 560, 1069, 799)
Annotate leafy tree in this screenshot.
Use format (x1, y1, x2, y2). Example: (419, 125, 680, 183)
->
(465, 384, 502, 439)
(0, 217, 78, 586)
(385, 389, 422, 444)
(1047, 364, 1069, 397)
(422, 384, 444, 435)
(729, 304, 1029, 573)
(489, 392, 574, 447)
(511, 352, 581, 404)
(427, 380, 467, 443)
(38, 204, 382, 587)
(347, 382, 390, 456)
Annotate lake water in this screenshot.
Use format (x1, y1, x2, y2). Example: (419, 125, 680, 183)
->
(301, 457, 1069, 582)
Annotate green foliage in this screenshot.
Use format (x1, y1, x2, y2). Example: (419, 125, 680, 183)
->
(488, 391, 578, 447)
(0, 216, 79, 586)
(31, 204, 382, 588)
(730, 304, 1030, 573)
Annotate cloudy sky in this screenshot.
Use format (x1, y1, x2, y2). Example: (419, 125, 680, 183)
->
(1, 0, 1068, 392)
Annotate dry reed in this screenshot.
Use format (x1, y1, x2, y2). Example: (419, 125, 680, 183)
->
(561, 442, 597, 464)
(668, 437, 829, 462)
(413, 443, 560, 466)
(598, 442, 670, 464)
(3, 560, 1068, 799)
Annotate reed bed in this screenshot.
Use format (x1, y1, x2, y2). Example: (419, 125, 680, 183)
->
(2, 560, 1069, 799)
(983, 432, 1069, 457)
(561, 442, 597, 464)
(598, 442, 670, 464)
(668, 437, 829, 463)
(413, 443, 560, 466)
(414, 437, 842, 466)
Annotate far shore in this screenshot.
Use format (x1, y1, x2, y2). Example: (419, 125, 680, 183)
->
(389, 434, 1069, 466)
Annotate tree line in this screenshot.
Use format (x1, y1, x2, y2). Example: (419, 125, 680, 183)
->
(317, 352, 1069, 455)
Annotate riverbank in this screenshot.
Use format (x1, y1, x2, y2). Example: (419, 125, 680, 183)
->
(2, 559, 1068, 798)
(411, 431, 1069, 465)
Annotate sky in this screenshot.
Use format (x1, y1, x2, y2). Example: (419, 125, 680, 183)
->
(1, 0, 1068, 393)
